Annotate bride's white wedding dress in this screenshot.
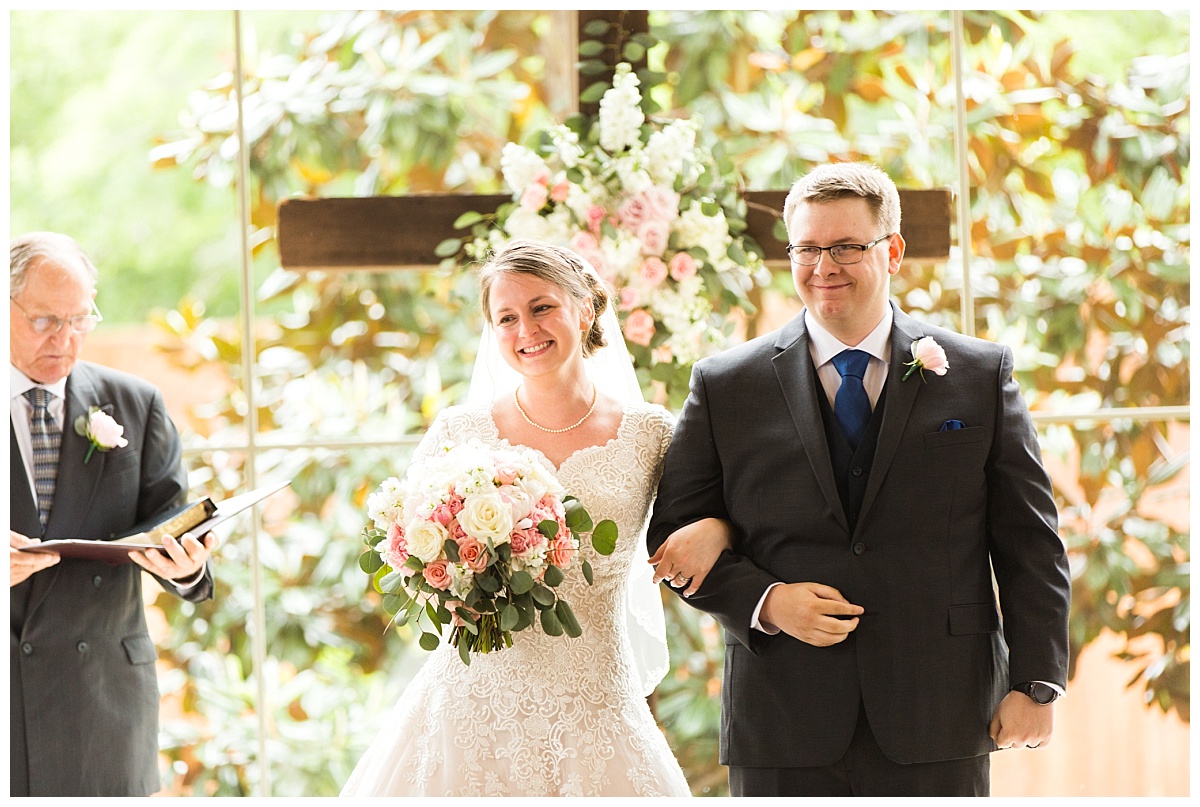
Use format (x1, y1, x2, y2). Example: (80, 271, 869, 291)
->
(340, 401, 691, 797)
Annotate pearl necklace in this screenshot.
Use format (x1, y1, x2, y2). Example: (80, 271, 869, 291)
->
(514, 384, 598, 434)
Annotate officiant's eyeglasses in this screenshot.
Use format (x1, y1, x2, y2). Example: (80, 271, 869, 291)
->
(785, 234, 894, 266)
(10, 296, 104, 334)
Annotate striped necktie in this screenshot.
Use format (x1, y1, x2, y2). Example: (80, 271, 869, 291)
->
(24, 387, 62, 527)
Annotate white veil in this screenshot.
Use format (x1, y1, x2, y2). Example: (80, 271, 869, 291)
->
(467, 248, 670, 697)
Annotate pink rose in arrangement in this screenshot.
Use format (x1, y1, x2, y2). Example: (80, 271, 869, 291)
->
(586, 205, 607, 236)
(669, 251, 697, 281)
(497, 484, 534, 522)
(448, 493, 465, 517)
(584, 250, 616, 284)
(520, 183, 548, 211)
(637, 219, 670, 256)
(639, 257, 668, 287)
(456, 538, 489, 573)
(643, 186, 680, 222)
(569, 231, 599, 253)
(624, 309, 656, 347)
(902, 336, 950, 382)
(494, 463, 519, 486)
(550, 181, 570, 202)
(617, 195, 649, 229)
(618, 287, 639, 311)
(384, 521, 409, 569)
(422, 560, 452, 590)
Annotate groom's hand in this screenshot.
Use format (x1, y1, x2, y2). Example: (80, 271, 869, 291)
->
(760, 582, 863, 646)
(989, 691, 1054, 750)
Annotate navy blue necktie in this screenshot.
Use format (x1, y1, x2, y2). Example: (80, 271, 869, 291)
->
(832, 349, 872, 450)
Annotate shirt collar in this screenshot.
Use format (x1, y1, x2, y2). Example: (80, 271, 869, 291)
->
(10, 365, 68, 402)
(804, 306, 894, 369)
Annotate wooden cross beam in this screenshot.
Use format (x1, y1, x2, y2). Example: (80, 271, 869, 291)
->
(277, 11, 951, 272)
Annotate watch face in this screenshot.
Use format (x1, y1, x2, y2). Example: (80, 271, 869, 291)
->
(1029, 683, 1056, 704)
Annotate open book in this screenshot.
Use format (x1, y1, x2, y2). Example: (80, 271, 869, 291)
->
(20, 480, 290, 563)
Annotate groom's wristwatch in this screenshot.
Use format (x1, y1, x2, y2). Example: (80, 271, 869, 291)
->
(1012, 682, 1059, 705)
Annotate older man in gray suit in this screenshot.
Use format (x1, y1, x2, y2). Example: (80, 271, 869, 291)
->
(9, 232, 217, 796)
(648, 163, 1070, 796)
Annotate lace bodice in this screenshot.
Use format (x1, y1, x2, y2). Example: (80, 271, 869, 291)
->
(340, 401, 690, 797)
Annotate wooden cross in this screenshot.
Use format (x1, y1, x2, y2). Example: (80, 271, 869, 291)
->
(277, 11, 950, 272)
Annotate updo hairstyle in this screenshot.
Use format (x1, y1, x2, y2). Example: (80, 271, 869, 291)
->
(478, 240, 610, 358)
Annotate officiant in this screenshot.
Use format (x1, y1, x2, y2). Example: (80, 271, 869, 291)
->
(9, 231, 217, 796)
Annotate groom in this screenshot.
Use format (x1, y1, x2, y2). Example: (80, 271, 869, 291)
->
(647, 162, 1070, 796)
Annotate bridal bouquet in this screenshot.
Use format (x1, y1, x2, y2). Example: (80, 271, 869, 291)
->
(360, 438, 616, 665)
(443, 62, 767, 406)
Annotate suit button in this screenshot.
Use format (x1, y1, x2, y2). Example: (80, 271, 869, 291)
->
(93, 575, 103, 588)
(21, 643, 33, 655)
(77, 642, 89, 654)
(853, 542, 866, 555)
(852, 467, 864, 477)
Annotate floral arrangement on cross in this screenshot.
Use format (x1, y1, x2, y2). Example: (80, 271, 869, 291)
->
(442, 62, 769, 406)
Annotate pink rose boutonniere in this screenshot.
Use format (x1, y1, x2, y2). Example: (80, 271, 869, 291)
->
(902, 336, 949, 382)
(74, 406, 129, 463)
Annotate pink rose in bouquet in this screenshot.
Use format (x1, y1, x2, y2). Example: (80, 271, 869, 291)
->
(361, 438, 618, 664)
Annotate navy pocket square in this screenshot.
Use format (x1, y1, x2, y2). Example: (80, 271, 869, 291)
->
(939, 419, 965, 432)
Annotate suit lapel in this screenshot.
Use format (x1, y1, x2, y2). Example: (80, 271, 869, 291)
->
(47, 366, 108, 538)
(772, 314, 850, 532)
(856, 303, 926, 531)
(26, 368, 108, 621)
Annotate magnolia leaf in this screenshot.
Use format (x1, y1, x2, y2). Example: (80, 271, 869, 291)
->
(591, 520, 618, 556)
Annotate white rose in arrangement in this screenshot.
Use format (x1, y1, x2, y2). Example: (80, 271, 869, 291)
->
(457, 492, 515, 544)
(406, 518, 452, 563)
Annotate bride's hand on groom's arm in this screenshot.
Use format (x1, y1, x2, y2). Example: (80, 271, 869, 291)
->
(759, 582, 863, 646)
(648, 518, 734, 597)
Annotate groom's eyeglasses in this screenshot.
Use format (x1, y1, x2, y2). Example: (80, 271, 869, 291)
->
(785, 234, 894, 266)
(10, 296, 104, 334)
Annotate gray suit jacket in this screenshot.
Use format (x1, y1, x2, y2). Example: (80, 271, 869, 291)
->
(648, 303, 1070, 767)
(10, 360, 214, 796)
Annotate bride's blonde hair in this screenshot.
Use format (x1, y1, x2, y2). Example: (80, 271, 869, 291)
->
(478, 240, 610, 358)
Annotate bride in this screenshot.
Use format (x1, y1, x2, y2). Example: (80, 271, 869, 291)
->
(340, 240, 731, 797)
